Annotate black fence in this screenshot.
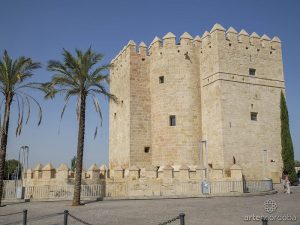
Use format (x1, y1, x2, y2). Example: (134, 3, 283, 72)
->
(0, 209, 91, 225)
(0, 210, 187, 225)
(0, 210, 271, 225)
(159, 213, 185, 225)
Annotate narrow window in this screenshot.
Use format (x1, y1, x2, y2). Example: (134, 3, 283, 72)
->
(251, 112, 258, 121)
(170, 115, 176, 126)
(249, 68, 256, 76)
(144, 147, 150, 153)
(159, 76, 164, 84)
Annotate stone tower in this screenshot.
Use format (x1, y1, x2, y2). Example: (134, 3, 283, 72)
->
(109, 23, 285, 181)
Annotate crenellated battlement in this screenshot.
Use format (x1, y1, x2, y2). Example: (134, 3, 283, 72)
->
(23, 163, 107, 186)
(22, 162, 243, 185)
(202, 24, 281, 51)
(111, 23, 281, 67)
(111, 40, 150, 65)
(148, 32, 197, 53)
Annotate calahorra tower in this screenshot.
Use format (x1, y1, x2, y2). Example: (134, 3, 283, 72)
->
(109, 23, 284, 181)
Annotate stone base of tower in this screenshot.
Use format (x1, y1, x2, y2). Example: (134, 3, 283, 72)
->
(105, 164, 274, 198)
(17, 162, 275, 200)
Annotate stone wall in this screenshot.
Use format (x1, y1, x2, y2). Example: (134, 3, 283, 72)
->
(149, 33, 202, 167)
(129, 42, 152, 168)
(109, 45, 131, 169)
(200, 24, 284, 180)
(22, 163, 244, 197)
(109, 23, 285, 183)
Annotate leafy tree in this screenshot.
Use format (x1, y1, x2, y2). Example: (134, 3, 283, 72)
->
(0, 50, 42, 205)
(43, 48, 117, 206)
(280, 91, 297, 184)
(71, 156, 76, 172)
(295, 160, 300, 167)
(4, 159, 21, 180)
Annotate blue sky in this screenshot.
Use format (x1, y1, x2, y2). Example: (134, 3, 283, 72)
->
(0, 0, 299, 169)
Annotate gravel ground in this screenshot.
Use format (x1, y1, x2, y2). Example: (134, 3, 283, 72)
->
(0, 186, 299, 225)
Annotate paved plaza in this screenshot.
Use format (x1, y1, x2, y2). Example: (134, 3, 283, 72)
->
(0, 186, 299, 225)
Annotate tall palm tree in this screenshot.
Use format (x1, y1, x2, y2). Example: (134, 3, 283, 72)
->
(0, 50, 42, 205)
(43, 48, 117, 206)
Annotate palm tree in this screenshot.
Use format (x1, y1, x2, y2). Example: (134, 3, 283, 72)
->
(43, 48, 117, 206)
(0, 50, 42, 205)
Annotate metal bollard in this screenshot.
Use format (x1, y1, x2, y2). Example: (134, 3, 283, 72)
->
(262, 217, 268, 225)
(64, 210, 69, 225)
(23, 209, 27, 225)
(179, 213, 185, 225)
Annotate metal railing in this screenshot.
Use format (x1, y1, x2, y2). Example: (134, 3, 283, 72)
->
(243, 180, 273, 193)
(0, 209, 90, 225)
(2, 183, 105, 200)
(210, 181, 244, 194)
(0, 210, 269, 225)
(0, 210, 186, 225)
(158, 213, 185, 225)
(2, 179, 274, 200)
(2, 181, 22, 199)
(25, 184, 105, 200)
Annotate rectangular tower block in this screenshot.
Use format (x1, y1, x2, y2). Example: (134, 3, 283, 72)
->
(109, 24, 285, 181)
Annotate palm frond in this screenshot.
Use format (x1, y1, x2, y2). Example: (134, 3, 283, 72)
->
(15, 94, 21, 136)
(18, 91, 42, 126)
(24, 96, 31, 124)
(60, 93, 73, 121)
(89, 85, 118, 103)
(91, 93, 103, 127)
(94, 126, 98, 139)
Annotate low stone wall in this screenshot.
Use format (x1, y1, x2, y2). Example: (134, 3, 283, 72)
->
(106, 179, 245, 198)
(16, 163, 251, 198)
(23, 163, 106, 187)
(3, 179, 274, 200)
(104, 164, 244, 197)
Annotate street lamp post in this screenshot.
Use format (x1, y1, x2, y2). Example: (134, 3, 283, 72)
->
(200, 140, 208, 180)
(16, 146, 29, 199)
(200, 139, 210, 194)
(17, 146, 29, 181)
(263, 149, 268, 179)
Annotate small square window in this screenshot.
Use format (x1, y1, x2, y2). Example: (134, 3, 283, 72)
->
(249, 68, 256, 76)
(144, 147, 150, 153)
(251, 112, 258, 121)
(170, 115, 176, 126)
(159, 76, 164, 84)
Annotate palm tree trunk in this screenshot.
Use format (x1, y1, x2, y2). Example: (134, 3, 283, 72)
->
(0, 95, 12, 206)
(72, 93, 86, 206)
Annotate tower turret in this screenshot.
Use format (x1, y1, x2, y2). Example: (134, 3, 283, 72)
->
(226, 27, 238, 42)
(238, 29, 249, 43)
(180, 32, 193, 46)
(163, 32, 176, 48)
(250, 32, 260, 46)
